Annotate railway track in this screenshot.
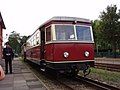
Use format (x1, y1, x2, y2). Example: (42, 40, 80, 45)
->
(55, 78, 75, 90)
(75, 76, 120, 90)
(26, 60, 120, 90)
(95, 63, 120, 72)
(55, 75, 120, 90)
(25, 60, 75, 90)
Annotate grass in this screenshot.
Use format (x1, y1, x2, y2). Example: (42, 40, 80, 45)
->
(91, 68, 120, 81)
(87, 68, 120, 87)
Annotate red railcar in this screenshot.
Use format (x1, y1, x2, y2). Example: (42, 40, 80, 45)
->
(25, 16, 94, 76)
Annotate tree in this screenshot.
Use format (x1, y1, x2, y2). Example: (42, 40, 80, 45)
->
(19, 36, 29, 46)
(8, 31, 29, 55)
(19, 35, 29, 52)
(100, 5, 120, 57)
(8, 31, 21, 54)
(92, 20, 102, 45)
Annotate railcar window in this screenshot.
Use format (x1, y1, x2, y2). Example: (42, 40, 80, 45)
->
(76, 26, 92, 41)
(46, 26, 51, 42)
(33, 35, 36, 46)
(55, 25, 75, 40)
(36, 31, 40, 45)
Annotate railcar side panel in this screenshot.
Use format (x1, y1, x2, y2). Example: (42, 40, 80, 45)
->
(26, 46, 40, 60)
(44, 44, 54, 61)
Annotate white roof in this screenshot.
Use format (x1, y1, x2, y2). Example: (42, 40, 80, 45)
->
(39, 16, 91, 29)
(50, 16, 91, 22)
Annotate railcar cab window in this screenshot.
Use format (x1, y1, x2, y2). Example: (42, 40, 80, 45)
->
(76, 26, 92, 41)
(55, 25, 75, 40)
(46, 26, 51, 42)
(54, 25, 93, 42)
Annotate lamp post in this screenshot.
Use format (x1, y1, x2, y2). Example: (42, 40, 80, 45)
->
(96, 44, 101, 56)
(114, 34, 118, 58)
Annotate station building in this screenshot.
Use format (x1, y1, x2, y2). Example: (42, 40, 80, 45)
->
(0, 12, 6, 60)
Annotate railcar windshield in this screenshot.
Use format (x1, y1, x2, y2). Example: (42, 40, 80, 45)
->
(55, 25, 75, 40)
(55, 25, 93, 41)
(76, 26, 92, 41)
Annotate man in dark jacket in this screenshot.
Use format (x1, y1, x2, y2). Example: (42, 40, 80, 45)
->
(3, 42, 14, 74)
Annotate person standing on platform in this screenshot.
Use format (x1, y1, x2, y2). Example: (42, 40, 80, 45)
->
(3, 42, 14, 74)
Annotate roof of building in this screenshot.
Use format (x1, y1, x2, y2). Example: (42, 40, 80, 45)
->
(0, 12, 6, 29)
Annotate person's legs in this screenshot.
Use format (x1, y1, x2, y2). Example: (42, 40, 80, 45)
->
(5, 59, 8, 74)
(9, 59, 12, 74)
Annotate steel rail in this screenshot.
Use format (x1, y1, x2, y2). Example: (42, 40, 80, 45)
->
(26, 60, 120, 90)
(76, 76, 120, 90)
(26, 60, 74, 90)
(95, 63, 120, 72)
(55, 79, 75, 90)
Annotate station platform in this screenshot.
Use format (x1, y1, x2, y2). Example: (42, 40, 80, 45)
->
(95, 58, 120, 65)
(0, 58, 47, 90)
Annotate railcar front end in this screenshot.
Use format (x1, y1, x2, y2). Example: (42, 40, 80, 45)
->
(44, 24, 94, 76)
(25, 17, 94, 76)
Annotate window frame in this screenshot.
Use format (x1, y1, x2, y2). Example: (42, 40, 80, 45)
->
(45, 25, 52, 43)
(75, 25, 94, 42)
(45, 24, 94, 44)
(35, 30, 40, 45)
(53, 24, 76, 41)
(26, 29, 40, 50)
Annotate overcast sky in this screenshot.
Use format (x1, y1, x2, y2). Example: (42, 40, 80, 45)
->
(0, 0, 120, 41)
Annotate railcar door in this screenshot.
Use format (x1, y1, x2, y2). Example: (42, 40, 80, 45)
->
(40, 28, 45, 60)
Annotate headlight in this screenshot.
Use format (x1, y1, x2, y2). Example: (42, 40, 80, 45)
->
(63, 52, 69, 58)
(84, 51, 90, 57)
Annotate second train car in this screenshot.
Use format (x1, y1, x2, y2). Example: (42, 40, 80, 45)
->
(24, 16, 94, 76)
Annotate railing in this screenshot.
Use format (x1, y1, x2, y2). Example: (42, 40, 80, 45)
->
(95, 52, 120, 58)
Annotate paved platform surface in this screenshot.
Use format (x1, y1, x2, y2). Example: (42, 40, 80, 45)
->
(0, 58, 47, 90)
(95, 58, 120, 65)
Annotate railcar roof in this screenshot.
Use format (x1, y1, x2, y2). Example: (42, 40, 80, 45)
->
(28, 16, 91, 40)
(39, 16, 91, 29)
(50, 16, 91, 22)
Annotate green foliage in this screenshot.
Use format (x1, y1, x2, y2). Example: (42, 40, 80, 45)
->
(8, 31, 20, 54)
(92, 20, 103, 44)
(100, 5, 120, 52)
(92, 20, 110, 51)
(93, 5, 120, 56)
(19, 36, 28, 46)
(8, 31, 28, 55)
